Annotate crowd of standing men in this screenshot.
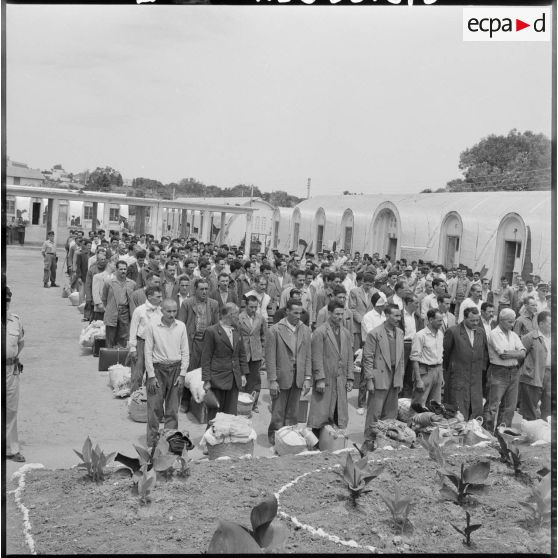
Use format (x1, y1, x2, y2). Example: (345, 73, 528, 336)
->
(34, 228, 552, 455)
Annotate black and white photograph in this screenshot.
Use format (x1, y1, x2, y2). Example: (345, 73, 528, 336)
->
(3, 1, 554, 554)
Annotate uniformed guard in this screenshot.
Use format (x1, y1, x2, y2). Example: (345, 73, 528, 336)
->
(4, 286, 26, 462)
(41, 230, 58, 288)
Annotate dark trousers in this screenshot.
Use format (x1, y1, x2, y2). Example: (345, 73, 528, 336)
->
(92, 310, 105, 322)
(519, 369, 551, 421)
(483, 364, 519, 433)
(43, 254, 57, 285)
(146, 362, 181, 447)
(268, 374, 302, 443)
(106, 307, 130, 348)
(402, 341, 413, 398)
(364, 384, 399, 441)
(244, 360, 262, 393)
(207, 385, 239, 424)
(130, 337, 145, 393)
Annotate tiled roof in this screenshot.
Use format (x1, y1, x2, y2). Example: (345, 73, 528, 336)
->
(7, 163, 45, 180)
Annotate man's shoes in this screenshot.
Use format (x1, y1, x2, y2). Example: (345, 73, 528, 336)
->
(6, 453, 25, 462)
(356, 407, 365, 415)
(51, 283, 59, 287)
(360, 439, 376, 454)
(43, 284, 49, 288)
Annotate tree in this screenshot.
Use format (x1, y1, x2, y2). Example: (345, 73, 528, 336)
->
(445, 129, 551, 192)
(87, 166, 123, 192)
(420, 188, 433, 193)
(261, 190, 303, 208)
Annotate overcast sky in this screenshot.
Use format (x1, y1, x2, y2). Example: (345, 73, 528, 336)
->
(7, 5, 552, 198)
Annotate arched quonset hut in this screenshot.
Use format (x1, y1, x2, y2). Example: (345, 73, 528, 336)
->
(291, 191, 551, 281)
(271, 207, 294, 254)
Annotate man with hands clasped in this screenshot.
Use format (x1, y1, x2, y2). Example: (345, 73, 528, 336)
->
(201, 303, 249, 424)
(307, 299, 354, 435)
(361, 303, 405, 454)
(144, 299, 189, 447)
(265, 299, 312, 445)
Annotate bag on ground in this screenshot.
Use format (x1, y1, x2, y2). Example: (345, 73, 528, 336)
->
(184, 368, 205, 403)
(128, 387, 148, 422)
(108, 364, 131, 397)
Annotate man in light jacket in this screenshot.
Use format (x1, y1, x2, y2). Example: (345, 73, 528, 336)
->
(361, 303, 404, 453)
(265, 298, 312, 445)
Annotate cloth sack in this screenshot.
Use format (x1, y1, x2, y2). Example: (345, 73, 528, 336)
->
(108, 364, 131, 397)
(397, 398, 416, 422)
(274, 426, 308, 456)
(461, 417, 495, 445)
(128, 387, 148, 422)
(520, 418, 550, 443)
(184, 368, 206, 403)
(62, 285, 71, 298)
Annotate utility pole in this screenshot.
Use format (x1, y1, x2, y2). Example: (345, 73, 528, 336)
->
(307, 177, 311, 199)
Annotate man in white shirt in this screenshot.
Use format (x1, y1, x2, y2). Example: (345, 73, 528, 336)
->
(410, 308, 444, 409)
(483, 308, 526, 433)
(144, 298, 189, 447)
(421, 278, 447, 320)
(128, 286, 163, 392)
(458, 284, 483, 323)
(362, 291, 386, 336)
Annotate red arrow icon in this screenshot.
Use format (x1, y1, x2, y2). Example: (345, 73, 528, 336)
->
(516, 19, 530, 31)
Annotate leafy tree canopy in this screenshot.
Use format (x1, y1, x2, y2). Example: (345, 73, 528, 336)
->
(445, 129, 550, 192)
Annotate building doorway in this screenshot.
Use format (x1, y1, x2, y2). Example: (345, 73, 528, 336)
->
(445, 236, 460, 269)
(387, 237, 397, 261)
(371, 205, 399, 260)
(316, 225, 324, 253)
(31, 202, 41, 225)
(344, 227, 353, 253)
(503, 241, 521, 283)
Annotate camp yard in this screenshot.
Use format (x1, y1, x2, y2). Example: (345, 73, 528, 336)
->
(5, 245, 552, 555)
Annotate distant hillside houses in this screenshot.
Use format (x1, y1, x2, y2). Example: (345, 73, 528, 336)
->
(42, 164, 72, 183)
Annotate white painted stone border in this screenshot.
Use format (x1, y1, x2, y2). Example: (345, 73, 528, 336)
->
(273, 449, 496, 553)
(10, 463, 45, 555)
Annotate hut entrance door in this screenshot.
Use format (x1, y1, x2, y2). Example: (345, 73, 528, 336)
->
(387, 237, 397, 261)
(445, 235, 459, 268)
(503, 241, 520, 283)
(344, 227, 353, 253)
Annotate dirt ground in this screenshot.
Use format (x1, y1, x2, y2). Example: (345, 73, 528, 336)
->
(14, 444, 552, 554)
(4, 245, 553, 554)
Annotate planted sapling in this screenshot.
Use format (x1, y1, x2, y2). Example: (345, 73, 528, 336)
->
(336, 452, 384, 507)
(520, 472, 551, 526)
(439, 461, 490, 505)
(450, 511, 482, 547)
(73, 436, 115, 483)
(419, 427, 446, 468)
(380, 485, 413, 533)
(207, 495, 288, 553)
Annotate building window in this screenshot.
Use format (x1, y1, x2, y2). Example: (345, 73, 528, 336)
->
(13, 177, 20, 185)
(6, 199, 15, 214)
(109, 207, 120, 222)
(84, 206, 93, 220)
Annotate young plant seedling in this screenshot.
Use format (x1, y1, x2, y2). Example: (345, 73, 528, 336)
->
(137, 464, 156, 505)
(520, 472, 551, 526)
(207, 495, 288, 553)
(73, 436, 115, 484)
(336, 452, 384, 507)
(380, 485, 413, 533)
(509, 446, 523, 476)
(450, 511, 482, 547)
(419, 428, 446, 468)
(494, 427, 512, 464)
(439, 461, 490, 505)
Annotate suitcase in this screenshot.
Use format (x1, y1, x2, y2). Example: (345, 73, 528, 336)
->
(189, 398, 208, 424)
(93, 336, 106, 357)
(98, 347, 129, 371)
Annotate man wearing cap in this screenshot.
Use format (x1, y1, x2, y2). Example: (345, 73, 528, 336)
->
(41, 230, 59, 288)
(4, 286, 26, 462)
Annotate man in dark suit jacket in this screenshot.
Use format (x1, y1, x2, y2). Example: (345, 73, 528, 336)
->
(126, 250, 146, 286)
(201, 303, 248, 423)
(209, 272, 239, 311)
(399, 294, 424, 397)
(442, 306, 489, 420)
